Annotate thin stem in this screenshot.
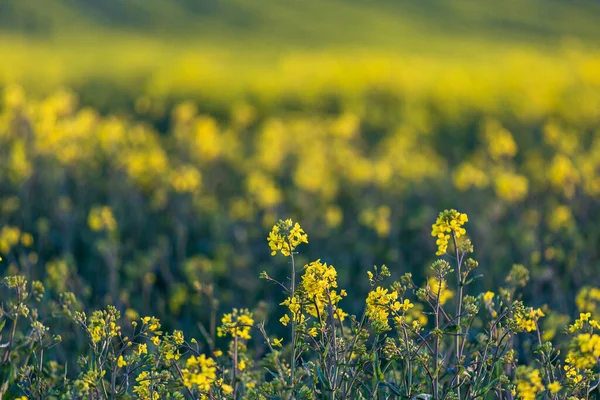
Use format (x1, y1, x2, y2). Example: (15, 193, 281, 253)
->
(289, 246, 297, 394)
(401, 322, 413, 397)
(433, 273, 442, 400)
(233, 331, 239, 398)
(452, 233, 464, 398)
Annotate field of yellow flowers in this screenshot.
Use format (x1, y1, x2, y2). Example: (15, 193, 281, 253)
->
(3, 210, 600, 398)
(2, 0, 600, 397)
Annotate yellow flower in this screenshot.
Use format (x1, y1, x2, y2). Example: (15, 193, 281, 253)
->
(117, 355, 127, 368)
(222, 384, 234, 395)
(272, 338, 283, 348)
(213, 350, 223, 357)
(173, 330, 185, 345)
(217, 309, 254, 340)
(267, 219, 308, 257)
(280, 314, 291, 326)
(483, 291, 495, 303)
(141, 316, 161, 332)
(181, 354, 217, 392)
(138, 343, 148, 355)
(399, 299, 414, 312)
(514, 308, 544, 332)
(238, 359, 246, 371)
(515, 368, 544, 400)
(296, 259, 347, 322)
(431, 210, 468, 256)
(547, 381, 562, 394)
(366, 286, 399, 331)
(569, 313, 592, 332)
(134, 371, 159, 400)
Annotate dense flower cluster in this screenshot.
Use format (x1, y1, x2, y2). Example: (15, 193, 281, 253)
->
(366, 286, 402, 331)
(83, 307, 122, 343)
(181, 354, 217, 391)
(514, 307, 545, 332)
(217, 308, 254, 340)
(515, 368, 545, 400)
(299, 259, 347, 320)
(431, 210, 468, 256)
(267, 219, 308, 257)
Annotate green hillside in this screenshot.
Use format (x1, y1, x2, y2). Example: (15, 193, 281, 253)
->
(0, 0, 599, 77)
(3, 0, 600, 49)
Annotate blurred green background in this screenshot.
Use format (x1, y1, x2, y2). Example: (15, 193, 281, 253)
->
(1, 0, 600, 345)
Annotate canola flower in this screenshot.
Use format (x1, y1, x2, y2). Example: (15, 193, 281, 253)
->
(181, 354, 217, 391)
(84, 307, 121, 343)
(217, 308, 254, 340)
(133, 371, 159, 400)
(298, 259, 347, 322)
(267, 219, 308, 257)
(117, 355, 127, 368)
(514, 307, 545, 332)
(483, 291, 495, 304)
(547, 381, 562, 394)
(515, 368, 545, 400)
(6, 209, 600, 398)
(138, 343, 148, 355)
(576, 287, 600, 314)
(568, 312, 600, 332)
(431, 210, 468, 256)
(366, 286, 403, 331)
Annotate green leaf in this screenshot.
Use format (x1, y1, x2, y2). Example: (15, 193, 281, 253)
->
(382, 381, 403, 396)
(316, 365, 331, 390)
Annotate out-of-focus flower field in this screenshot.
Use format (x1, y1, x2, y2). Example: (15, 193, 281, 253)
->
(2, 47, 600, 325)
(2, 0, 600, 397)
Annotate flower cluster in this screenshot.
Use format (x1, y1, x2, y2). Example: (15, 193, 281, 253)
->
(217, 308, 254, 340)
(366, 286, 402, 331)
(576, 287, 600, 314)
(80, 306, 122, 343)
(514, 307, 545, 332)
(87, 206, 117, 232)
(267, 219, 308, 256)
(431, 209, 468, 255)
(133, 371, 159, 400)
(568, 312, 600, 333)
(300, 259, 347, 320)
(514, 367, 545, 400)
(181, 354, 217, 391)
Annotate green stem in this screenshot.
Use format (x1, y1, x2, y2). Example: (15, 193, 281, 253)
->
(452, 233, 464, 399)
(289, 247, 297, 394)
(434, 274, 442, 400)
